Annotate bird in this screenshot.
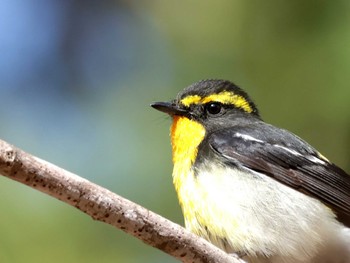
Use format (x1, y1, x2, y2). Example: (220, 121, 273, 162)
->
(151, 79, 350, 263)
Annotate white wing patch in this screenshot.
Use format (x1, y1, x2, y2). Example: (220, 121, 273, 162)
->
(273, 144, 303, 156)
(306, 155, 326, 165)
(234, 132, 326, 165)
(234, 132, 264, 143)
(273, 144, 326, 165)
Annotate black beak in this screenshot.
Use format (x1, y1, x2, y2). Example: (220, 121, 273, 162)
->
(151, 101, 188, 116)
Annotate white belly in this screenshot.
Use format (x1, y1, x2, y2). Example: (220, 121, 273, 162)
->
(178, 164, 350, 263)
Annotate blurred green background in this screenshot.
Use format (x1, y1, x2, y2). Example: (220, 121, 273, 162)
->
(0, 1, 349, 262)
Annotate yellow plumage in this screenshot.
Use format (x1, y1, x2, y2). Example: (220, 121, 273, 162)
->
(170, 116, 344, 262)
(170, 116, 241, 252)
(170, 116, 205, 204)
(152, 80, 350, 263)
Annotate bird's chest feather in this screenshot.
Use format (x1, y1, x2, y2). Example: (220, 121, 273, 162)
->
(170, 116, 210, 225)
(170, 117, 230, 243)
(169, 121, 344, 262)
(170, 116, 205, 194)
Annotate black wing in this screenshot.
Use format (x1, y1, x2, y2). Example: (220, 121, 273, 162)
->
(208, 123, 350, 226)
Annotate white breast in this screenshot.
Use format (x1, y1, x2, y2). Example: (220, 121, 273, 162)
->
(182, 163, 350, 263)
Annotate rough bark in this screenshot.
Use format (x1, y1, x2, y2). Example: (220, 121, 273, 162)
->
(0, 139, 243, 263)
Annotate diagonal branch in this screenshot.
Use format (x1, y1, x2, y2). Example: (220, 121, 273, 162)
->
(0, 139, 243, 263)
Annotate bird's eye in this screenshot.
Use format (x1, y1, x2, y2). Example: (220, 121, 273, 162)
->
(206, 102, 223, 115)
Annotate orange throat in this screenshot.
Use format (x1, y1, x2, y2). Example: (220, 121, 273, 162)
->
(170, 116, 206, 192)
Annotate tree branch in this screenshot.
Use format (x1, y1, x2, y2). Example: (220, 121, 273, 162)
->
(0, 139, 243, 263)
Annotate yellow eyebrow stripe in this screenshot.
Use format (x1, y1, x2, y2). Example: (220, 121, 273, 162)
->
(202, 91, 253, 113)
(180, 95, 202, 107)
(180, 91, 253, 113)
